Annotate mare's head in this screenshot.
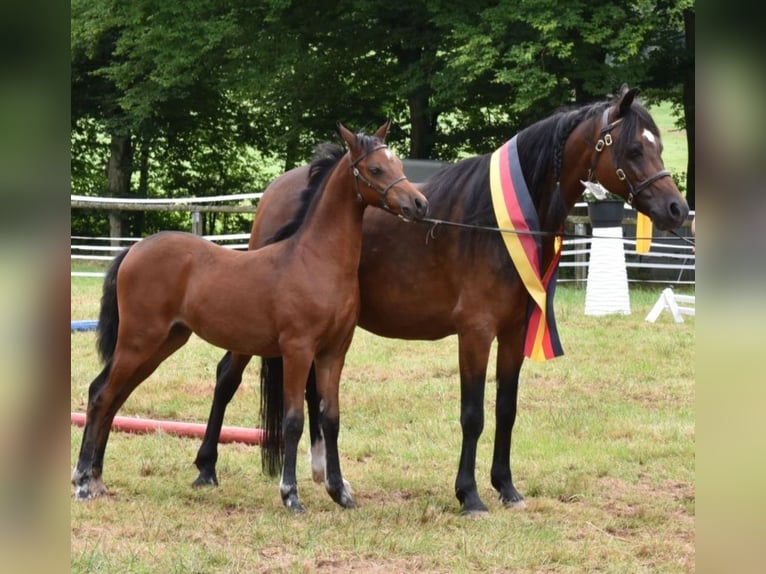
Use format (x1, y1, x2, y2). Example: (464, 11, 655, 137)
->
(584, 85, 689, 230)
(338, 120, 429, 221)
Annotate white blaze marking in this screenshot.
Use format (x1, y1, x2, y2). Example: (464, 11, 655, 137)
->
(643, 129, 656, 145)
(385, 149, 394, 160)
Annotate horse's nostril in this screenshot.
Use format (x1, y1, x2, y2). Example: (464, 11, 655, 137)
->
(415, 198, 429, 217)
(669, 200, 688, 222)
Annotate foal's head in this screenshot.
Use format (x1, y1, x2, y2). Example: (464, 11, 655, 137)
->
(338, 121, 429, 221)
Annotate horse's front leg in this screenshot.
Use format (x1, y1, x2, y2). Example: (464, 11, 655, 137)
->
(314, 354, 355, 509)
(491, 330, 526, 508)
(454, 330, 493, 515)
(279, 351, 313, 513)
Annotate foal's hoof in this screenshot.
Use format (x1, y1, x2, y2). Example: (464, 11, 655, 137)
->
(72, 473, 107, 500)
(283, 495, 305, 514)
(328, 482, 356, 509)
(458, 492, 489, 516)
(191, 471, 219, 488)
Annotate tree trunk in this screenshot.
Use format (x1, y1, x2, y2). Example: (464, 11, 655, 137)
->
(283, 132, 300, 171)
(683, 8, 695, 210)
(408, 91, 435, 159)
(106, 133, 133, 246)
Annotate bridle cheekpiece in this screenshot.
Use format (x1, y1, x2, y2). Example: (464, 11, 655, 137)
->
(349, 144, 408, 211)
(587, 107, 671, 205)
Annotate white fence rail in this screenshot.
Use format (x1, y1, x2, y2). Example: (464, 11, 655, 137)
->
(71, 197, 695, 285)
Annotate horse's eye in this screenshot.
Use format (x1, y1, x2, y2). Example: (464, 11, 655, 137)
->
(627, 144, 643, 159)
(369, 166, 382, 176)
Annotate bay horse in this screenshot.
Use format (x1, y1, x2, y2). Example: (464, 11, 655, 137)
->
(192, 86, 689, 514)
(71, 121, 429, 512)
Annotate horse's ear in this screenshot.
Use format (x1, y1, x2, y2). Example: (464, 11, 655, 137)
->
(617, 85, 640, 118)
(373, 119, 391, 143)
(337, 122, 357, 150)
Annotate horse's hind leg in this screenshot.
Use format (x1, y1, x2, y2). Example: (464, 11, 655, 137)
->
(72, 325, 192, 500)
(192, 351, 252, 487)
(72, 363, 112, 498)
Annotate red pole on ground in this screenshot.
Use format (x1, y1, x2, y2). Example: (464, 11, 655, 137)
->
(70, 412, 265, 445)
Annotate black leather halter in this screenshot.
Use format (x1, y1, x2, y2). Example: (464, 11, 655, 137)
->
(587, 108, 671, 205)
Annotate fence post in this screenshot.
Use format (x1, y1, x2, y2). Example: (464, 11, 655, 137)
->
(191, 210, 203, 235)
(108, 210, 122, 248)
(574, 222, 587, 283)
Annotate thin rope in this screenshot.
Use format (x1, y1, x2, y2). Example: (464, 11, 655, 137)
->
(418, 216, 695, 244)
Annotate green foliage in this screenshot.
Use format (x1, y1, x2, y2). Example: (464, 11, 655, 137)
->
(71, 0, 694, 236)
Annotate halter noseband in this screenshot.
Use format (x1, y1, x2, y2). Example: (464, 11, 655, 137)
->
(587, 108, 671, 205)
(349, 144, 408, 211)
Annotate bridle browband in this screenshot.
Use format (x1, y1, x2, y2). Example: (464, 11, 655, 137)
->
(349, 144, 408, 211)
(587, 107, 672, 205)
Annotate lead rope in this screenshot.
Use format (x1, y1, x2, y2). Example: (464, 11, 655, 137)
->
(418, 216, 694, 247)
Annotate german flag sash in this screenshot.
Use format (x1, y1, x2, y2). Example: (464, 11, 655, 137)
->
(489, 136, 564, 361)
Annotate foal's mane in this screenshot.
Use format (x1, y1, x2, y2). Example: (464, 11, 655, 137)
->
(266, 132, 385, 245)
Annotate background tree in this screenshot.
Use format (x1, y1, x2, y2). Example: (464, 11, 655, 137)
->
(71, 0, 695, 238)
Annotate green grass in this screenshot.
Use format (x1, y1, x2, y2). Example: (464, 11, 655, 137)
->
(648, 102, 688, 191)
(71, 281, 694, 573)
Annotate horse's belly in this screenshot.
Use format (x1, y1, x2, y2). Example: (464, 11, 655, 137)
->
(357, 293, 456, 340)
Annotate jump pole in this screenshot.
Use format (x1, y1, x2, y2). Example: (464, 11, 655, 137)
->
(70, 412, 265, 445)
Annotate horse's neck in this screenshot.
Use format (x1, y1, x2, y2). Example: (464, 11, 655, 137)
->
(559, 117, 601, 214)
(297, 159, 365, 269)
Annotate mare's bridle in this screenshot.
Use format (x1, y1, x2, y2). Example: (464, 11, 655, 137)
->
(349, 144, 408, 211)
(587, 107, 672, 205)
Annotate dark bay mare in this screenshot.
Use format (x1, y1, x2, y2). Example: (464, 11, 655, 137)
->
(71, 121, 429, 512)
(193, 86, 689, 514)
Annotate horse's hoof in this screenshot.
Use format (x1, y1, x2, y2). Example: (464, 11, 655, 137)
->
(339, 492, 357, 509)
(458, 492, 488, 515)
(191, 472, 219, 488)
(73, 476, 107, 500)
(500, 489, 526, 509)
(283, 496, 305, 514)
(460, 508, 490, 518)
(502, 497, 527, 510)
(327, 481, 356, 509)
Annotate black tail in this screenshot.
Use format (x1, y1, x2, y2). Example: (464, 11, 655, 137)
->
(96, 248, 130, 364)
(260, 356, 285, 476)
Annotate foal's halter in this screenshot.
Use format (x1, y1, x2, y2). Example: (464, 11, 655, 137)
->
(587, 107, 672, 205)
(349, 144, 408, 211)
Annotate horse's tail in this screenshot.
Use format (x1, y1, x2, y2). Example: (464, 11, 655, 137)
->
(260, 356, 285, 476)
(96, 248, 130, 364)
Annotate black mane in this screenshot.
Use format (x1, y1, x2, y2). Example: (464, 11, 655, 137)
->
(265, 131, 386, 245)
(420, 93, 655, 266)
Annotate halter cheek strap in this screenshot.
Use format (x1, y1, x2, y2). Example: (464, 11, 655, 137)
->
(349, 145, 408, 211)
(587, 108, 671, 205)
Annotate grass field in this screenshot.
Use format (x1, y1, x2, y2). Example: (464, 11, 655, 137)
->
(70, 100, 692, 572)
(71, 279, 694, 573)
(647, 102, 688, 193)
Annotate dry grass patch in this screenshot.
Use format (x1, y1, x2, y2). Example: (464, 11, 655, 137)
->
(71, 283, 694, 573)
